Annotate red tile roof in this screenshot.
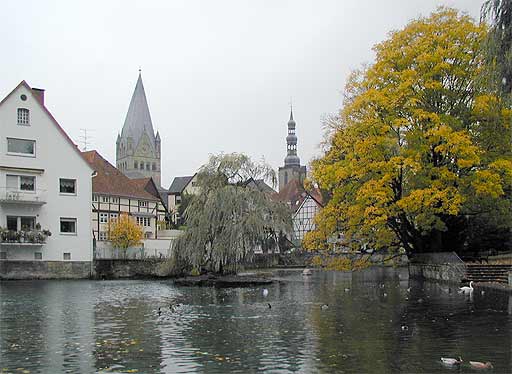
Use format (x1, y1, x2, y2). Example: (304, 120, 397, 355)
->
(273, 179, 323, 213)
(82, 150, 158, 201)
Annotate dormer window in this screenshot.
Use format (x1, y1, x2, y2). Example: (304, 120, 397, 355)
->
(17, 108, 30, 126)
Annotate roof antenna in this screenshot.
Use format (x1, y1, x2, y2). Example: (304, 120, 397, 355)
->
(79, 128, 94, 151)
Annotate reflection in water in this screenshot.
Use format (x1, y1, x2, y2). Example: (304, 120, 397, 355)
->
(0, 269, 510, 373)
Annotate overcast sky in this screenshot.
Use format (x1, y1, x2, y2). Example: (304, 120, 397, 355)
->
(1, 0, 482, 188)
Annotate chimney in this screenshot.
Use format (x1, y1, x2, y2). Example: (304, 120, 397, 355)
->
(31, 88, 45, 105)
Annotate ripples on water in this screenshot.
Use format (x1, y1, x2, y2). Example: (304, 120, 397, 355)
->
(0, 268, 511, 373)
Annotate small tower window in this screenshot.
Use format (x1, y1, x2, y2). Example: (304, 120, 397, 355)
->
(17, 108, 30, 125)
(152, 163, 156, 171)
(140, 162, 144, 170)
(146, 163, 150, 170)
(134, 161, 138, 169)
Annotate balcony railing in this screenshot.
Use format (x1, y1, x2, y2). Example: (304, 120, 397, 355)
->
(0, 229, 51, 246)
(0, 187, 47, 205)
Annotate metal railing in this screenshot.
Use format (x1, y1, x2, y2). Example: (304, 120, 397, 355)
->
(0, 230, 49, 245)
(0, 187, 47, 204)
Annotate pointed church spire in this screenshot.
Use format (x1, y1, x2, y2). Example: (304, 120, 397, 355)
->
(289, 102, 294, 121)
(120, 72, 156, 144)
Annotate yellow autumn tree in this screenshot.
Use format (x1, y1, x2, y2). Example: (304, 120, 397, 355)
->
(305, 8, 512, 255)
(109, 213, 144, 254)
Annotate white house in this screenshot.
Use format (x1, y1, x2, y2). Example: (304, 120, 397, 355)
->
(167, 174, 199, 224)
(0, 81, 94, 278)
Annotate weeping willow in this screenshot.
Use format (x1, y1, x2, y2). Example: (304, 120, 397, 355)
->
(174, 153, 292, 275)
(481, 0, 512, 100)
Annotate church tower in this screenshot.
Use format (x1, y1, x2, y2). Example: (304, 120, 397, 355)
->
(278, 107, 306, 191)
(116, 72, 161, 186)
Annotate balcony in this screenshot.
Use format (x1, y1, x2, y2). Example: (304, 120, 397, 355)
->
(0, 187, 46, 205)
(0, 229, 51, 247)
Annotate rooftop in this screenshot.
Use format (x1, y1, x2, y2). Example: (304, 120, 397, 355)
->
(82, 150, 158, 201)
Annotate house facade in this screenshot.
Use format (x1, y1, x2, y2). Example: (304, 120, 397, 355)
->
(0, 81, 94, 278)
(82, 151, 164, 245)
(274, 179, 323, 247)
(167, 174, 199, 224)
(292, 193, 323, 242)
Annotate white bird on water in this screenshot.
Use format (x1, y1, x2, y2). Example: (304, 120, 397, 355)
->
(469, 361, 493, 369)
(440, 357, 463, 366)
(459, 281, 474, 294)
(262, 288, 269, 297)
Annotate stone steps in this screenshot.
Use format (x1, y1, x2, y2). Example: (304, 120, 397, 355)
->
(465, 265, 511, 284)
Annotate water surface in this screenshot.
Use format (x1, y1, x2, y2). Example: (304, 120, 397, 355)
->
(1, 268, 511, 373)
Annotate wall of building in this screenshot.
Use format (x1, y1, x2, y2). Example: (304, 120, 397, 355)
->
(117, 132, 161, 185)
(92, 194, 161, 241)
(0, 84, 93, 263)
(278, 165, 306, 192)
(167, 174, 199, 220)
(293, 196, 321, 242)
(94, 235, 179, 259)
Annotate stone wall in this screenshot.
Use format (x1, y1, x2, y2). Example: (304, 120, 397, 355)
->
(408, 252, 466, 284)
(0, 261, 92, 280)
(94, 259, 163, 279)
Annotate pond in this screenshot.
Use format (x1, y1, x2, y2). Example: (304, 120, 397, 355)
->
(0, 268, 511, 373)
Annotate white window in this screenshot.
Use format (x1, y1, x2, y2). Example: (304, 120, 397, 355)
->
(59, 178, 76, 194)
(102, 196, 110, 203)
(17, 108, 29, 125)
(111, 197, 119, 204)
(60, 218, 77, 234)
(92, 194, 98, 202)
(110, 213, 118, 222)
(63, 252, 71, 260)
(136, 217, 150, 227)
(6, 175, 35, 192)
(99, 213, 108, 223)
(98, 231, 108, 241)
(34, 252, 42, 260)
(7, 138, 35, 156)
(139, 201, 148, 207)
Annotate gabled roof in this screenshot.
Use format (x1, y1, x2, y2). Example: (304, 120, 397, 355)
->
(0, 80, 94, 171)
(168, 175, 195, 194)
(131, 177, 169, 210)
(243, 178, 276, 194)
(82, 150, 158, 201)
(120, 73, 156, 145)
(273, 179, 323, 213)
